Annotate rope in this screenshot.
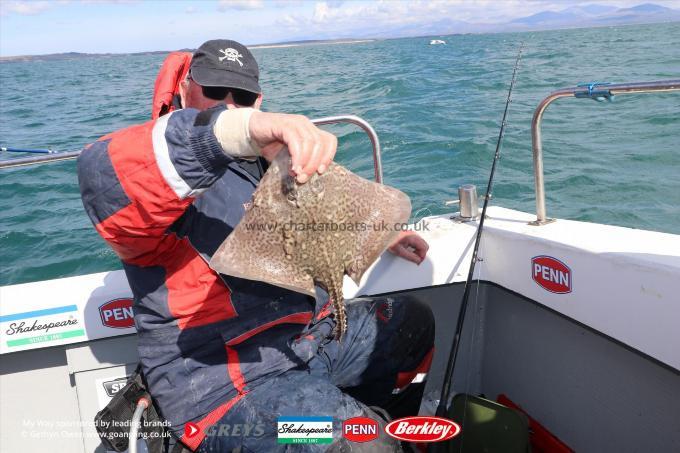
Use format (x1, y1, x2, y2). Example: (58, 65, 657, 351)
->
(575, 81, 614, 101)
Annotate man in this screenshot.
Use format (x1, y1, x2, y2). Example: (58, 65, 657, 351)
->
(78, 40, 434, 452)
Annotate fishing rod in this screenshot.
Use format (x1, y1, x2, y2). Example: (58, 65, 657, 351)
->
(0, 150, 81, 169)
(1, 147, 57, 154)
(434, 42, 525, 423)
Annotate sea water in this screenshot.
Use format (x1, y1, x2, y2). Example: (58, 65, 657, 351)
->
(1, 23, 678, 285)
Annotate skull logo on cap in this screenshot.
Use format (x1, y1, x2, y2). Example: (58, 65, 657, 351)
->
(218, 48, 244, 67)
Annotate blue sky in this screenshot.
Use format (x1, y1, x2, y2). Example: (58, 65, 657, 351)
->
(1, 0, 679, 56)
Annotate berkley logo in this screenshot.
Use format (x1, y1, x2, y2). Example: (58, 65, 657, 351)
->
(532, 256, 572, 294)
(385, 416, 460, 443)
(343, 416, 379, 443)
(102, 377, 128, 397)
(99, 298, 135, 329)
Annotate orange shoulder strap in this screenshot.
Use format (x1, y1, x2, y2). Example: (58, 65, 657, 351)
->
(151, 51, 192, 120)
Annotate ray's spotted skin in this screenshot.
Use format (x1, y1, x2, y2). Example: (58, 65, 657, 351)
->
(210, 149, 411, 340)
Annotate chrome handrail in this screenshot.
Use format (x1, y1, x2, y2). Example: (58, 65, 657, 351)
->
(0, 114, 383, 182)
(531, 79, 680, 225)
(311, 115, 383, 183)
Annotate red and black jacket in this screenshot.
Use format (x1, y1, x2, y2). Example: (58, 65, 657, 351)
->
(77, 106, 328, 450)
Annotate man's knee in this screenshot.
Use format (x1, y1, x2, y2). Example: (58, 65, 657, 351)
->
(385, 296, 435, 348)
(404, 297, 435, 339)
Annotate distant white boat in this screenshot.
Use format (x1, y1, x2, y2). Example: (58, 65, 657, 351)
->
(430, 39, 446, 45)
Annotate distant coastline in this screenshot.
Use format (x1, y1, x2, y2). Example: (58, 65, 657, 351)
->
(251, 39, 373, 50)
(0, 39, 374, 63)
(0, 50, 179, 63)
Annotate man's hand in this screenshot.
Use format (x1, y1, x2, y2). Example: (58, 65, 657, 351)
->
(388, 231, 429, 264)
(249, 111, 337, 183)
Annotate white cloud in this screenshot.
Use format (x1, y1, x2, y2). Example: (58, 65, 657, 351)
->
(80, 0, 140, 3)
(283, 1, 474, 33)
(185, 5, 198, 14)
(1, 0, 141, 16)
(276, 0, 680, 39)
(0, 1, 52, 16)
(218, 0, 265, 11)
(313, 2, 330, 21)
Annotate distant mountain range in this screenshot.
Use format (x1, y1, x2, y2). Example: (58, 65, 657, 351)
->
(510, 3, 679, 27)
(0, 50, 188, 63)
(1, 3, 678, 62)
(356, 2, 680, 39)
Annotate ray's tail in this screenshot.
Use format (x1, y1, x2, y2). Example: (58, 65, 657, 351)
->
(325, 278, 347, 341)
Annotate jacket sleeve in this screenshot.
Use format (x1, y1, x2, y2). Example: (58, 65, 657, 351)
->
(78, 107, 233, 265)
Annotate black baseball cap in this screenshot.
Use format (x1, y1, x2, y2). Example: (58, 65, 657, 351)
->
(190, 39, 261, 94)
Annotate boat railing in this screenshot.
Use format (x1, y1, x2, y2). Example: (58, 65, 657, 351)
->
(312, 115, 383, 183)
(531, 79, 680, 225)
(0, 115, 384, 183)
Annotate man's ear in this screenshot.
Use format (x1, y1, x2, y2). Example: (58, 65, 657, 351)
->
(178, 79, 189, 108)
(254, 93, 263, 110)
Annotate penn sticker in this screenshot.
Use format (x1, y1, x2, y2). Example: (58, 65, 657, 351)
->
(99, 298, 135, 328)
(532, 256, 572, 294)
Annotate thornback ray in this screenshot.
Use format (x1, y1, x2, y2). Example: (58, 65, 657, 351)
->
(209, 149, 411, 340)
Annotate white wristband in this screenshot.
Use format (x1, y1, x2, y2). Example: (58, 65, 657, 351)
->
(213, 108, 262, 158)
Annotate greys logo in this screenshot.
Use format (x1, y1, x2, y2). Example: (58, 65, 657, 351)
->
(205, 423, 265, 437)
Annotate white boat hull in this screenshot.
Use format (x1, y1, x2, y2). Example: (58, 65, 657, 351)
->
(2, 206, 679, 451)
